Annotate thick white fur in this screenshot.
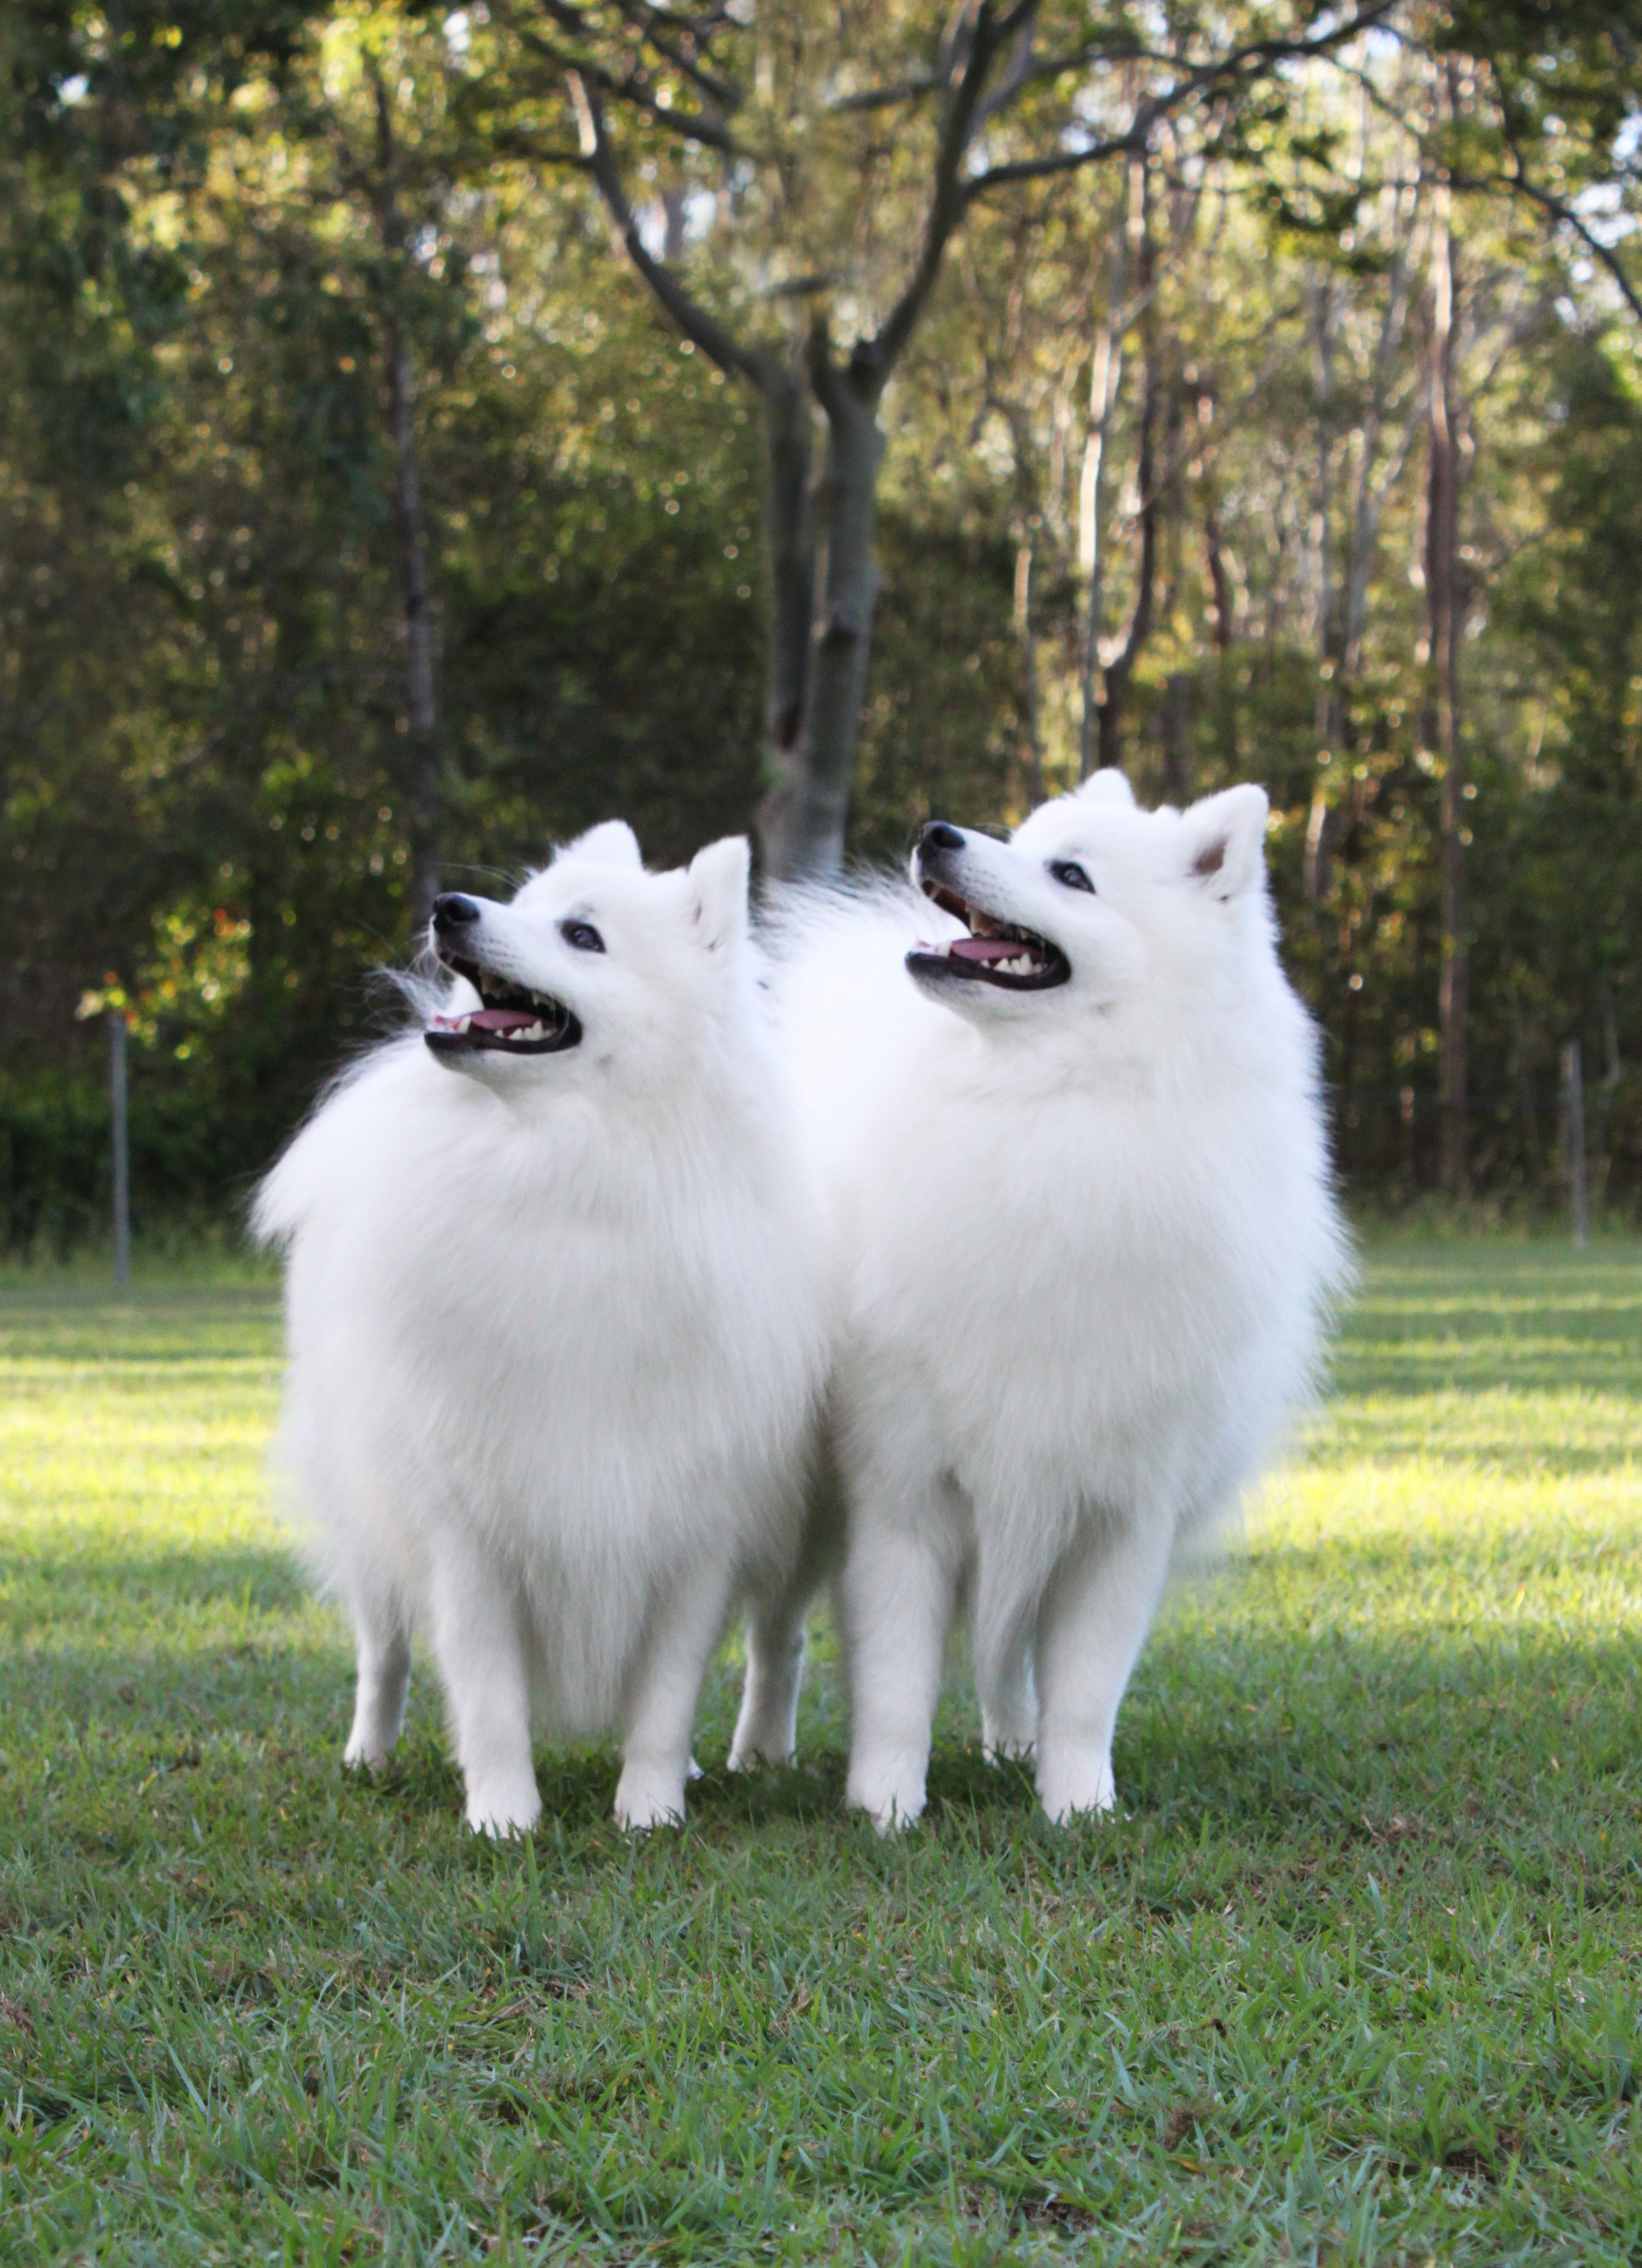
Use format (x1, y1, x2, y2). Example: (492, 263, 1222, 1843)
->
(254, 824, 826, 1837)
(730, 772, 1351, 1829)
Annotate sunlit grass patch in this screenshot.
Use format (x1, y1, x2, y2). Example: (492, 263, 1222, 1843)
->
(1, 1241, 1639, 2263)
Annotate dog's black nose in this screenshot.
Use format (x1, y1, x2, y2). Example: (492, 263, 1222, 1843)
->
(431, 892, 481, 932)
(919, 821, 965, 856)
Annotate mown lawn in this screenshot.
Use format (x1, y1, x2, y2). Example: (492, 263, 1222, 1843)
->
(1, 1241, 1639, 2265)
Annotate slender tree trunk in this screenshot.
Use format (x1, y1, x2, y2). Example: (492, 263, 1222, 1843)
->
(1096, 155, 1159, 774)
(1204, 498, 1234, 650)
(386, 318, 440, 932)
(753, 367, 816, 869)
(1161, 672, 1191, 804)
(1014, 534, 1043, 806)
(1310, 273, 1344, 760)
(760, 362, 884, 879)
(1427, 153, 1467, 1198)
(372, 72, 440, 933)
(1078, 177, 1130, 780)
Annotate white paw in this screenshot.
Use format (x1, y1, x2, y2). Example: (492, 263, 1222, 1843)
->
(343, 1733, 394, 1771)
(982, 1736, 1036, 1766)
(726, 1732, 796, 1773)
(464, 1776, 542, 1839)
(845, 1760, 927, 1835)
(613, 1769, 687, 1831)
(1038, 1756, 1117, 1825)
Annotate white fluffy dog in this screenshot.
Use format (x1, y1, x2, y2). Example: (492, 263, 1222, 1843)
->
(255, 823, 826, 1836)
(730, 771, 1350, 1830)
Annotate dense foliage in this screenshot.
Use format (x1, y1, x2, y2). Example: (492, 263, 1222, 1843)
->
(3, 3, 1641, 1243)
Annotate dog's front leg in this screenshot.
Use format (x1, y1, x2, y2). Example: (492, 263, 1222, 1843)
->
(1033, 1509, 1176, 1825)
(839, 1509, 959, 1834)
(426, 1533, 541, 1838)
(615, 1566, 734, 1830)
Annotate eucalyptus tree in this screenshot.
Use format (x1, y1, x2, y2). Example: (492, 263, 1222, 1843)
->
(480, 0, 1399, 876)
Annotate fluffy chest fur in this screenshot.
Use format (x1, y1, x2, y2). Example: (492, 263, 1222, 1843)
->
(279, 1044, 821, 1565)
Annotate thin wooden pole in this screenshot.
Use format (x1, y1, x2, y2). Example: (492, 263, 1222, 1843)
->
(1562, 1039, 1588, 1249)
(109, 1012, 130, 1290)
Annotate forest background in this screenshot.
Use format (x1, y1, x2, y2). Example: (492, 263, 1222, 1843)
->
(4, 0, 1642, 1246)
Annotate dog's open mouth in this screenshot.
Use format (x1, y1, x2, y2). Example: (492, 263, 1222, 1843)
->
(426, 954, 582, 1057)
(907, 882, 1070, 992)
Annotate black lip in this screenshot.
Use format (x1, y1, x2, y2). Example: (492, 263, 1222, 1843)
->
(425, 948, 583, 1057)
(907, 874, 1071, 993)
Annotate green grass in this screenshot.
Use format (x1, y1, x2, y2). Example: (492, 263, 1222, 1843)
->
(1, 1243, 1639, 2265)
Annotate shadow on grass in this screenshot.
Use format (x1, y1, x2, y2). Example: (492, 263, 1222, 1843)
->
(7, 1612, 1637, 1872)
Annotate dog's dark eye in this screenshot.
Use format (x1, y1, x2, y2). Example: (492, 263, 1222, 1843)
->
(1050, 861, 1094, 894)
(560, 919, 604, 953)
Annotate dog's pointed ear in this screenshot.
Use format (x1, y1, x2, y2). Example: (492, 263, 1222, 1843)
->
(687, 836, 751, 956)
(1073, 768, 1135, 809)
(562, 819, 642, 869)
(1182, 784, 1269, 896)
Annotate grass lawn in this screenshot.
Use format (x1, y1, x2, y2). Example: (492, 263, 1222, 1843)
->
(1, 1241, 1639, 2264)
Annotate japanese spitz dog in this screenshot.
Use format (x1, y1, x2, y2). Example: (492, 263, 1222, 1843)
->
(255, 823, 826, 1836)
(729, 771, 1349, 1829)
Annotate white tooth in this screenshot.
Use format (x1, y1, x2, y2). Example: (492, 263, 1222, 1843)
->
(522, 1023, 543, 1041)
(457, 1015, 472, 1032)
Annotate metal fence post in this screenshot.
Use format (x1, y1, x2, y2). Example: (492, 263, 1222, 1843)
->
(1562, 1039, 1588, 1249)
(109, 1010, 130, 1290)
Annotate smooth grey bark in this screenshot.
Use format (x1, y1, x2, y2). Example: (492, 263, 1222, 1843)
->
(371, 71, 441, 931)
(763, 356, 886, 876)
(1076, 208, 1127, 779)
(1013, 533, 1044, 807)
(1426, 140, 1468, 1199)
(386, 321, 440, 931)
(1096, 153, 1159, 774)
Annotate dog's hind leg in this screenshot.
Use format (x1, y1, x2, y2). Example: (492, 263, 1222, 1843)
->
(729, 1498, 839, 1771)
(728, 1586, 809, 1771)
(427, 1534, 541, 1838)
(343, 1592, 412, 1771)
(1033, 1509, 1175, 1825)
(976, 1613, 1038, 1767)
(616, 1565, 735, 1830)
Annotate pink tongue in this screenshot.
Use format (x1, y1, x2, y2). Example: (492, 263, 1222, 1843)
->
(431, 1006, 540, 1033)
(949, 937, 1022, 963)
(470, 1007, 539, 1032)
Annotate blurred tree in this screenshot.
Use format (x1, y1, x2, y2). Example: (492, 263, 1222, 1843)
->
(485, 0, 1398, 874)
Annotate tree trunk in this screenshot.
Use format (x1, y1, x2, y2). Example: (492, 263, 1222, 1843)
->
(1078, 177, 1130, 780)
(386, 318, 440, 933)
(1427, 154, 1467, 1199)
(1014, 534, 1042, 807)
(1204, 498, 1234, 651)
(1096, 155, 1159, 774)
(372, 72, 440, 935)
(760, 363, 884, 880)
(1161, 672, 1191, 804)
(752, 367, 816, 870)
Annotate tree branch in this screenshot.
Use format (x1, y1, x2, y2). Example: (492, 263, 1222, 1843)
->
(826, 76, 939, 116)
(1457, 144, 1642, 326)
(608, 0, 743, 114)
(963, 1, 1399, 197)
(512, 6, 739, 153)
(868, 0, 1026, 383)
(564, 70, 778, 389)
